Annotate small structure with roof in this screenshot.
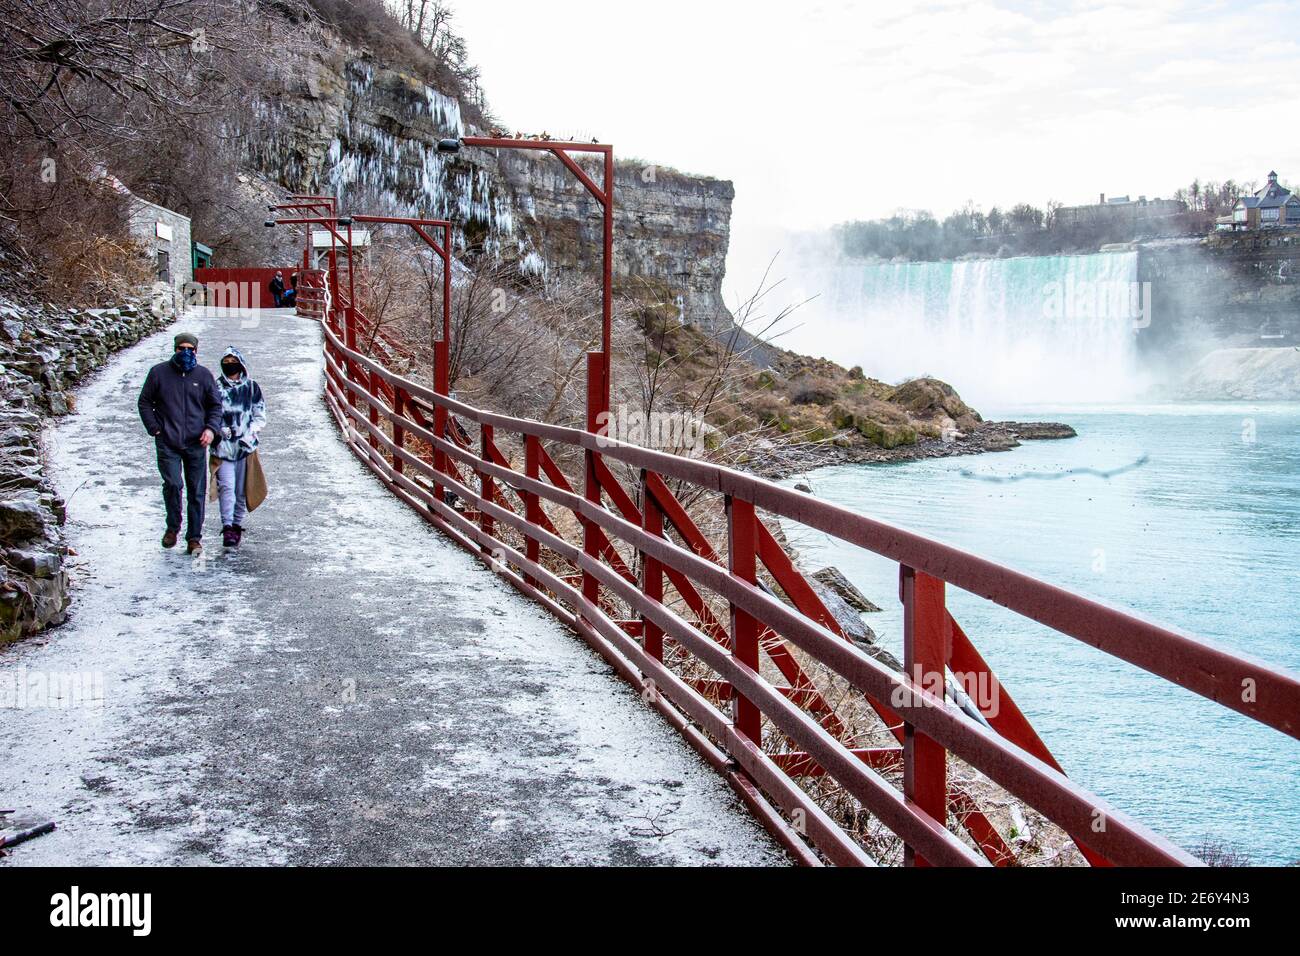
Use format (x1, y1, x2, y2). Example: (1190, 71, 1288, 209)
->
(125, 194, 193, 293)
(97, 167, 198, 294)
(192, 241, 214, 270)
(311, 229, 371, 270)
(1219, 172, 1300, 231)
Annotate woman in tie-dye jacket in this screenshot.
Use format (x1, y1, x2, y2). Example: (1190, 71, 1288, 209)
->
(214, 346, 266, 548)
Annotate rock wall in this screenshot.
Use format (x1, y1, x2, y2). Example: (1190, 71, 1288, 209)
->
(246, 34, 736, 329)
(1137, 235, 1300, 359)
(1178, 347, 1300, 400)
(0, 288, 170, 644)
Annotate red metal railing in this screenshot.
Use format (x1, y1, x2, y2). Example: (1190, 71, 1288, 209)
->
(295, 269, 328, 319)
(312, 288, 1300, 866)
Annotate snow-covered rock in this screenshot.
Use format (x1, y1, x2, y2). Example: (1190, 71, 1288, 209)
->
(0, 282, 172, 643)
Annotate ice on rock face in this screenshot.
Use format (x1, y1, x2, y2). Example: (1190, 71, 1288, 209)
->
(246, 55, 545, 278)
(423, 86, 464, 136)
(519, 251, 545, 277)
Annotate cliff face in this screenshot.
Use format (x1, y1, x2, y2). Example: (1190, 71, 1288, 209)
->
(246, 36, 735, 329)
(1137, 235, 1300, 357)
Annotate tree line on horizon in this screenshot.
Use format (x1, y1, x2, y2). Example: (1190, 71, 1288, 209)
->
(834, 176, 1271, 262)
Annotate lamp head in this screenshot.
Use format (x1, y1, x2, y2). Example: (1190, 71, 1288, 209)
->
(436, 138, 463, 154)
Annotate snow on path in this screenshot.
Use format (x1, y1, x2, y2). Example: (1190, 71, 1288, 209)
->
(0, 307, 785, 866)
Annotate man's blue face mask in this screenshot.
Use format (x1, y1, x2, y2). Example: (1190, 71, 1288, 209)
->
(173, 348, 197, 372)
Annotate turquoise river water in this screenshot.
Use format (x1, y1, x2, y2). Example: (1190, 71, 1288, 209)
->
(781, 402, 1300, 864)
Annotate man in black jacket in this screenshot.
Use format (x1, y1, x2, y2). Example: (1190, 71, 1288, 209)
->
(137, 332, 224, 554)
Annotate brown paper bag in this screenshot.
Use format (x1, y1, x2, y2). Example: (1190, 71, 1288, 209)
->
(207, 450, 268, 512)
(245, 450, 267, 512)
(207, 453, 220, 502)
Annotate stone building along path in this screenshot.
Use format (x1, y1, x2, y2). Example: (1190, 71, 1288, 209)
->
(0, 307, 784, 866)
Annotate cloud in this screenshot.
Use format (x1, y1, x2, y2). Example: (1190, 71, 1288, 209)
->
(448, 0, 1300, 239)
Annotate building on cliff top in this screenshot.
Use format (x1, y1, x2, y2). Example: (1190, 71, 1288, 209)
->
(1217, 172, 1300, 231)
(1055, 192, 1187, 228)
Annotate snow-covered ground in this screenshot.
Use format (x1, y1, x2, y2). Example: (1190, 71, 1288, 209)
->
(0, 307, 784, 866)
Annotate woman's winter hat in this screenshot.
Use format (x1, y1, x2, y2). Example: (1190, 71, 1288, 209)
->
(174, 332, 198, 349)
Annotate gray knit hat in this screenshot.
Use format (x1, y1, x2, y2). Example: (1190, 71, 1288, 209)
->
(174, 332, 198, 349)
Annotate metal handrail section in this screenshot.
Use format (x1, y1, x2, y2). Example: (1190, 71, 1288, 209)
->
(295, 269, 329, 319)
(316, 314, 1300, 868)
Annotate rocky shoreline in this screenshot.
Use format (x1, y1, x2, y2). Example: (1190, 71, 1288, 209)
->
(825, 419, 1077, 465)
(753, 419, 1078, 481)
(0, 291, 169, 645)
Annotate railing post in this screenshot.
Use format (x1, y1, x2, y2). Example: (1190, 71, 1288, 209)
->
(640, 469, 664, 663)
(581, 351, 605, 614)
(341, 276, 358, 411)
(433, 339, 449, 508)
(366, 367, 379, 450)
(727, 495, 762, 746)
(524, 434, 541, 589)
(479, 423, 495, 552)
(393, 388, 406, 475)
(901, 565, 950, 867)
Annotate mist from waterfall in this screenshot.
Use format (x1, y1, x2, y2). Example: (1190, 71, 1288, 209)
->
(728, 231, 1151, 410)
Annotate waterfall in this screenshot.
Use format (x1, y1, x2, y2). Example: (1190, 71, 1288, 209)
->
(769, 250, 1147, 408)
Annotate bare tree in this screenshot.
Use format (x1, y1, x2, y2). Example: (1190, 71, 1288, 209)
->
(0, 0, 287, 149)
(0, 0, 304, 285)
(356, 233, 602, 424)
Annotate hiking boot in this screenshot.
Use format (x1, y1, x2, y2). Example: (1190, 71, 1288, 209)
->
(232, 525, 244, 546)
(186, 539, 202, 556)
(222, 526, 238, 548)
(162, 530, 179, 549)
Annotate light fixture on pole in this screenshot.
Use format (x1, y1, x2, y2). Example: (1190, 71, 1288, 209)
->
(436, 135, 615, 426)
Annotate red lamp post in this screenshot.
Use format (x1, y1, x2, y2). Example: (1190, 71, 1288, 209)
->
(346, 215, 455, 501)
(266, 212, 356, 355)
(438, 136, 615, 615)
(269, 209, 457, 499)
(438, 136, 615, 427)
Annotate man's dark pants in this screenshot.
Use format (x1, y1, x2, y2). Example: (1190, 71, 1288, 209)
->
(156, 438, 208, 541)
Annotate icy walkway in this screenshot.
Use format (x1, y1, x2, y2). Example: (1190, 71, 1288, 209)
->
(0, 307, 784, 866)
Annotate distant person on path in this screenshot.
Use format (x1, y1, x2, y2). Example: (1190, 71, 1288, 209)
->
(286, 271, 299, 308)
(137, 332, 223, 555)
(211, 346, 267, 548)
(269, 271, 286, 307)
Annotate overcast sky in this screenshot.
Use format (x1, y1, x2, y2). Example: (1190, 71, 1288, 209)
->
(452, 0, 1300, 291)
